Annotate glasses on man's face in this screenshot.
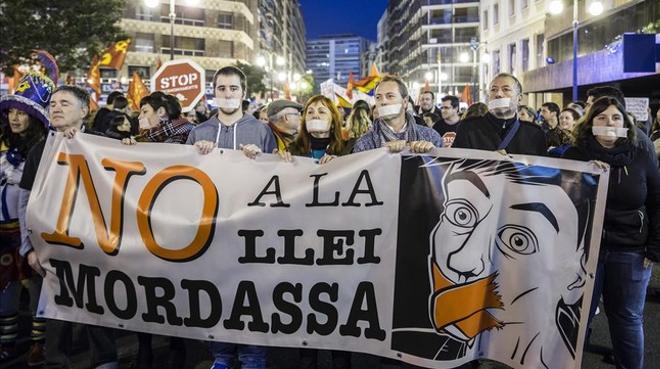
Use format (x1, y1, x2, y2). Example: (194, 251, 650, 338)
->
(286, 112, 301, 118)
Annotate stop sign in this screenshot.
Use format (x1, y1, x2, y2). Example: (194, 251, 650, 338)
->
(151, 59, 205, 113)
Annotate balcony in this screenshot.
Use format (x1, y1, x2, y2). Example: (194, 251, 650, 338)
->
(453, 15, 479, 23)
(160, 47, 205, 57)
(160, 15, 205, 27)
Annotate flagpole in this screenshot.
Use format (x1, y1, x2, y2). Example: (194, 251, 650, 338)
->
(169, 0, 176, 60)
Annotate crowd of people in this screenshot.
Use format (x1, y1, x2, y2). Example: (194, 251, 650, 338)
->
(1, 65, 659, 369)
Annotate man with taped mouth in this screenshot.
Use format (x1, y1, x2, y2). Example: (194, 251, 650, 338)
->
(453, 73, 547, 156)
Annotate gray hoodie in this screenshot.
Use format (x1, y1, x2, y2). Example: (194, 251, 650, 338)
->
(186, 113, 276, 153)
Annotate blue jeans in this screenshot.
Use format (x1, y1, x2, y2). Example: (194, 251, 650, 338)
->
(208, 342, 266, 369)
(588, 250, 651, 369)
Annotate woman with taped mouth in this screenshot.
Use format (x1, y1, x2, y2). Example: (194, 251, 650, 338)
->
(562, 96, 660, 369)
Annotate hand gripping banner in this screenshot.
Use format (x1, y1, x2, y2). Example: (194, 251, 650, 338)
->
(26, 133, 608, 369)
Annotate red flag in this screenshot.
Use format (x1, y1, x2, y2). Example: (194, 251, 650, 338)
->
(284, 82, 292, 100)
(127, 72, 148, 111)
(86, 56, 101, 111)
(346, 72, 355, 99)
(460, 85, 473, 106)
(155, 56, 163, 71)
(98, 39, 131, 70)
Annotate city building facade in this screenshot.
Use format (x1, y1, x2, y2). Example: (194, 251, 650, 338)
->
(383, 0, 481, 99)
(306, 34, 370, 87)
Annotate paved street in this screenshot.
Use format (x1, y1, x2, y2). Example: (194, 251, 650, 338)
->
(4, 264, 659, 369)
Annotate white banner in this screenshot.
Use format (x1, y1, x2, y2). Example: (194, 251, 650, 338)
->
(27, 133, 608, 369)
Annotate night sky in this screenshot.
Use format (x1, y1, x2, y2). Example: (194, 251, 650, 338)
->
(300, 0, 388, 41)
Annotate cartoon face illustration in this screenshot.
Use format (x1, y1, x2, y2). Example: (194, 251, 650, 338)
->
(427, 159, 591, 367)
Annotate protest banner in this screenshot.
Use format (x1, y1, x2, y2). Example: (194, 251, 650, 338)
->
(27, 133, 608, 369)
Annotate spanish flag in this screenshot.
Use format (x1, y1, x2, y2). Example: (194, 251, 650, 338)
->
(127, 72, 148, 111)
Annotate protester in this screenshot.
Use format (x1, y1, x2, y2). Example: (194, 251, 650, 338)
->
(560, 107, 581, 131)
(267, 99, 303, 153)
(120, 91, 192, 369)
(416, 90, 441, 126)
(92, 90, 123, 133)
(288, 95, 355, 161)
(547, 107, 581, 156)
(461, 102, 488, 120)
(453, 73, 547, 155)
(353, 75, 442, 153)
(540, 102, 560, 133)
(651, 102, 660, 160)
(0, 72, 51, 366)
(111, 95, 129, 114)
(254, 104, 269, 123)
(101, 111, 135, 140)
(517, 105, 536, 123)
(130, 92, 193, 144)
(186, 66, 274, 369)
(18, 85, 119, 369)
(563, 96, 659, 369)
(433, 95, 461, 147)
(345, 99, 372, 140)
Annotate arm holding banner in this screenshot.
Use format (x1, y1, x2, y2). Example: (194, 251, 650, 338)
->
(18, 188, 45, 276)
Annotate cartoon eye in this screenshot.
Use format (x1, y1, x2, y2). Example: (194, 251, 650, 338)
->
(496, 225, 539, 256)
(444, 200, 478, 228)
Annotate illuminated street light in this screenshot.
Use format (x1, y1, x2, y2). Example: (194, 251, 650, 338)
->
(424, 72, 433, 81)
(277, 72, 286, 82)
(290, 81, 297, 90)
(481, 53, 491, 64)
(276, 56, 285, 66)
(588, 1, 604, 15)
(440, 72, 449, 81)
(459, 52, 470, 63)
(293, 73, 301, 81)
(256, 55, 266, 67)
(144, 0, 159, 7)
(548, 0, 564, 15)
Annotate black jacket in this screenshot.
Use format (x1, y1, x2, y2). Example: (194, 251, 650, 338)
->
(452, 113, 547, 156)
(562, 133, 660, 261)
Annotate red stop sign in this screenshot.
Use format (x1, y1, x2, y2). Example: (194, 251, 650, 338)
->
(151, 59, 205, 112)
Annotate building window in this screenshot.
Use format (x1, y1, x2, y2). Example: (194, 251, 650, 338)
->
(521, 38, 530, 71)
(508, 43, 516, 74)
(162, 36, 205, 56)
(134, 33, 154, 53)
(509, 0, 515, 16)
(128, 66, 150, 79)
(216, 40, 233, 58)
(493, 4, 499, 25)
(483, 10, 489, 30)
(535, 33, 545, 68)
(135, 5, 153, 21)
(217, 12, 233, 29)
(493, 49, 501, 74)
(522, 0, 529, 8)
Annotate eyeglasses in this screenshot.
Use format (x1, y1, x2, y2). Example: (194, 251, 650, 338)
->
(285, 112, 301, 117)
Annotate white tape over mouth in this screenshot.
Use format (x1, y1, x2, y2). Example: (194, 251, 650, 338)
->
(592, 126, 628, 138)
(487, 98, 511, 110)
(378, 104, 402, 118)
(215, 98, 241, 110)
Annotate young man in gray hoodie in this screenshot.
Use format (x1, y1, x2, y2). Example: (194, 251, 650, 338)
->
(186, 66, 275, 158)
(186, 66, 273, 369)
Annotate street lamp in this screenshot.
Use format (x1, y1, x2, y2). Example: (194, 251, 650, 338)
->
(424, 71, 433, 82)
(276, 56, 286, 67)
(459, 52, 470, 63)
(293, 72, 301, 82)
(144, 0, 202, 60)
(548, 0, 604, 100)
(277, 72, 286, 82)
(255, 55, 267, 67)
